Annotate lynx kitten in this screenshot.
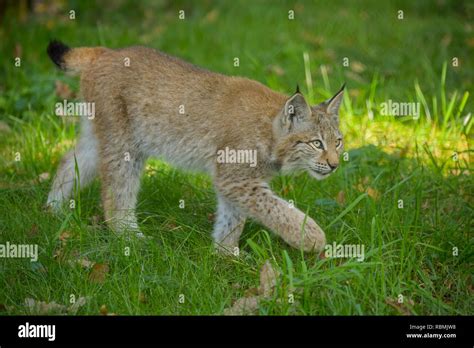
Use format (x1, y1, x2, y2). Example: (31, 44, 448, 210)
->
(46, 41, 345, 254)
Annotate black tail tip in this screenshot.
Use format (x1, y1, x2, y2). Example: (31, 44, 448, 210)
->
(47, 40, 70, 69)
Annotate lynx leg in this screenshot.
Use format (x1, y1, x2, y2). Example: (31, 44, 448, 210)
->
(47, 120, 98, 211)
(217, 178, 326, 252)
(212, 194, 246, 255)
(100, 147, 145, 235)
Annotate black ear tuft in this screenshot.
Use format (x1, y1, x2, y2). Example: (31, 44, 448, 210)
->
(47, 40, 70, 69)
(295, 84, 301, 94)
(328, 83, 346, 103)
(325, 83, 346, 114)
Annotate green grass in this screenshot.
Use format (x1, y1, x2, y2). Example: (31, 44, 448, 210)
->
(0, 0, 472, 315)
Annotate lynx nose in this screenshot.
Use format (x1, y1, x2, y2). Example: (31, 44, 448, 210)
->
(328, 161, 338, 170)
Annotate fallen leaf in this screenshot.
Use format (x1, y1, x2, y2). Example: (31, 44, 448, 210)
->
(99, 304, 117, 316)
(366, 187, 380, 200)
(243, 287, 259, 297)
(59, 230, 72, 242)
(99, 304, 108, 315)
(223, 297, 259, 316)
(223, 260, 280, 315)
(258, 260, 279, 297)
(89, 263, 110, 284)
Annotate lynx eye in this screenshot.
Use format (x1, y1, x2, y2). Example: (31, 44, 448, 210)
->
(309, 140, 324, 150)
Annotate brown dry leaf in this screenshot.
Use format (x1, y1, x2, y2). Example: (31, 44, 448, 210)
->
(336, 191, 346, 205)
(385, 298, 414, 315)
(223, 260, 280, 315)
(89, 263, 110, 284)
(99, 304, 116, 315)
(258, 260, 279, 297)
(55, 80, 74, 99)
(223, 297, 259, 316)
(244, 287, 259, 297)
(59, 231, 74, 246)
(366, 187, 380, 200)
(99, 304, 108, 315)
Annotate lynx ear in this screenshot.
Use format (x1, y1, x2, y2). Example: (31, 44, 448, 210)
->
(324, 83, 345, 115)
(282, 91, 311, 125)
